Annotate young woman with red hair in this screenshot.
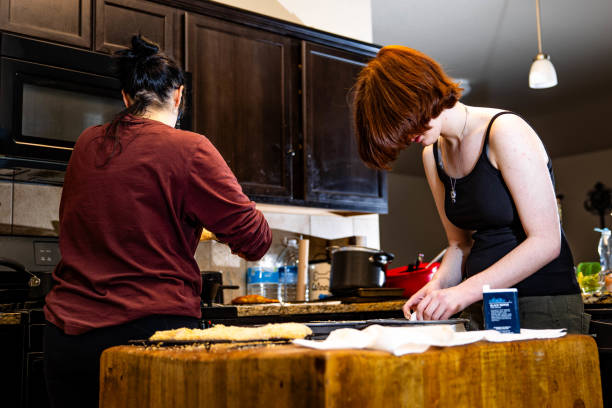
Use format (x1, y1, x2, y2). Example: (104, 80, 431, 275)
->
(353, 45, 587, 333)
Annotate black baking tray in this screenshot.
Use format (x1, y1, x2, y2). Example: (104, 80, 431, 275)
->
(305, 318, 469, 339)
(129, 318, 468, 345)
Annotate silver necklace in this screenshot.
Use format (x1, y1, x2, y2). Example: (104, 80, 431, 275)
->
(448, 105, 468, 204)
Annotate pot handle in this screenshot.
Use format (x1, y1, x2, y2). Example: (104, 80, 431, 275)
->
(369, 252, 395, 267)
(0, 257, 41, 287)
(218, 285, 239, 290)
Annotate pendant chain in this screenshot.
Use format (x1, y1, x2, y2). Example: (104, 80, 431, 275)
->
(449, 105, 468, 204)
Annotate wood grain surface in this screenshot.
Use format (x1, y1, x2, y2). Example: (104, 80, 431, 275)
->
(100, 335, 602, 408)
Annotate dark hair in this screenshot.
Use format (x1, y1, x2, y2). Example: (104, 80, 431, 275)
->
(102, 35, 185, 163)
(353, 45, 462, 170)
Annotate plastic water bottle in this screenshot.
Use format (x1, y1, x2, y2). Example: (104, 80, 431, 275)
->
(246, 254, 279, 300)
(595, 228, 612, 291)
(276, 238, 299, 302)
(595, 228, 612, 272)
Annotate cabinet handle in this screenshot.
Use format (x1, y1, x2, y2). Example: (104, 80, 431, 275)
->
(286, 148, 296, 198)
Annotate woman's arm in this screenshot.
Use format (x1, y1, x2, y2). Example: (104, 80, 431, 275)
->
(185, 137, 272, 261)
(414, 114, 561, 320)
(452, 114, 561, 300)
(403, 145, 473, 319)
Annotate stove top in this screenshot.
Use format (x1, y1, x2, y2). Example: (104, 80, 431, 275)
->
(1, 234, 59, 304)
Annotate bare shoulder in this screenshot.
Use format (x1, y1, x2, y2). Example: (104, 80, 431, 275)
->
(487, 113, 548, 167)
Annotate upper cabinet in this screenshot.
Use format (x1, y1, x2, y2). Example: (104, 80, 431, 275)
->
(302, 42, 387, 213)
(185, 13, 298, 199)
(95, 0, 182, 63)
(0, 0, 91, 47)
(185, 12, 386, 212)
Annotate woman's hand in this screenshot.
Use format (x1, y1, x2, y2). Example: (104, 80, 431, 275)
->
(408, 286, 468, 321)
(402, 279, 441, 319)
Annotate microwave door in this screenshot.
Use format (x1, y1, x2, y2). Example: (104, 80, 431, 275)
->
(1, 56, 123, 165)
(20, 81, 123, 148)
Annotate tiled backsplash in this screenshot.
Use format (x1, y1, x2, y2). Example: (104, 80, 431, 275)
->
(0, 181, 62, 235)
(0, 181, 379, 303)
(13, 183, 62, 235)
(0, 182, 12, 234)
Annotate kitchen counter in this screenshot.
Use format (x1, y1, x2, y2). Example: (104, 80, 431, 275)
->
(232, 299, 405, 316)
(583, 292, 612, 305)
(200, 300, 406, 326)
(99, 335, 602, 408)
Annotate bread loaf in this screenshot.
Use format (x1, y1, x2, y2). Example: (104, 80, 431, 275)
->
(149, 323, 312, 341)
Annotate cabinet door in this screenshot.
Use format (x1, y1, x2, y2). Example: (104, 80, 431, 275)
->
(302, 42, 387, 213)
(0, 0, 91, 47)
(95, 0, 182, 63)
(186, 13, 297, 198)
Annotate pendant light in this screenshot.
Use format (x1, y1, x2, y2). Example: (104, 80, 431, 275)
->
(528, 0, 558, 89)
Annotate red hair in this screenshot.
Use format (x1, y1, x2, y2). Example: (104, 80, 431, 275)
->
(353, 45, 462, 170)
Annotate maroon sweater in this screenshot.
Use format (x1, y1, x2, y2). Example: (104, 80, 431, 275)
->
(44, 117, 271, 334)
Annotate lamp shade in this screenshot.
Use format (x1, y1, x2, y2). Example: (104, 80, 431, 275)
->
(529, 53, 558, 89)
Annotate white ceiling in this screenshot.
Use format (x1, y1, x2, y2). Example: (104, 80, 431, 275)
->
(371, 0, 612, 175)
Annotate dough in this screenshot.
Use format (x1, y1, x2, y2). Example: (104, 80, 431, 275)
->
(149, 322, 312, 341)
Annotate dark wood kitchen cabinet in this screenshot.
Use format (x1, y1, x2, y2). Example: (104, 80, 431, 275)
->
(0, 0, 91, 47)
(95, 0, 182, 63)
(185, 12, 298, 199)
(184, 11, 386, 212)
(302, 42, 387, 212)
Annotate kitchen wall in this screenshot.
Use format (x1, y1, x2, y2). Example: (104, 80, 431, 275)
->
(380, 147, 612, 270)
(211, 0, 373, 42)
(554, 147, 612, 263)
(196, 211, 379, 301)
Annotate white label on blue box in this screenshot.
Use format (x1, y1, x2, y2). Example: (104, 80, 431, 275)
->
(482, 285, 520, 333)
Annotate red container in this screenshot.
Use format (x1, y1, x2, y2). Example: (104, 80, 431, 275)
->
(385, 263, 440, 298)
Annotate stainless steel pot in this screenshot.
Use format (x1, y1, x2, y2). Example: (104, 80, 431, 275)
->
(329, 246, 394, 294)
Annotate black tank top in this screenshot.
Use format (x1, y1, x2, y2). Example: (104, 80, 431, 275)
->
(433, 111, 580, 297)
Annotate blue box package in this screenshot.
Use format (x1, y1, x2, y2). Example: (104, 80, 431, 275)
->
(482, 285, 520, 333)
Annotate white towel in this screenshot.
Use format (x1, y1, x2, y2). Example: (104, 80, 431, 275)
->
(293, 325, 567, 356)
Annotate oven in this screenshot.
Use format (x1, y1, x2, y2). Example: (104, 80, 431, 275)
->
(0, 32, 192, 185)
(0, 234, 59, 408)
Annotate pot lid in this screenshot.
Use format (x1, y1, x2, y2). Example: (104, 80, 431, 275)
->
(332, 245, 382, 254)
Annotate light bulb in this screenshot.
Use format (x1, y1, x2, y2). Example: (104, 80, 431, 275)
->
(529, 53, 558, 89)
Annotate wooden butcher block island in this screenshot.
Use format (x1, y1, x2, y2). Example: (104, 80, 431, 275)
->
(100, 335, 603, 408)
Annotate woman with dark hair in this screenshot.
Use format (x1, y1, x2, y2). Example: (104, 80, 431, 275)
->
(353, 45, 587, 333)
(43, 35, 272, 407)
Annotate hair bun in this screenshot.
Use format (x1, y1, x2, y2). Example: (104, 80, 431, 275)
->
(130, 35, 159, 59)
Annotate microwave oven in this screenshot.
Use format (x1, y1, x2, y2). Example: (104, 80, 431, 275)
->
(0, 33, 191, 185)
